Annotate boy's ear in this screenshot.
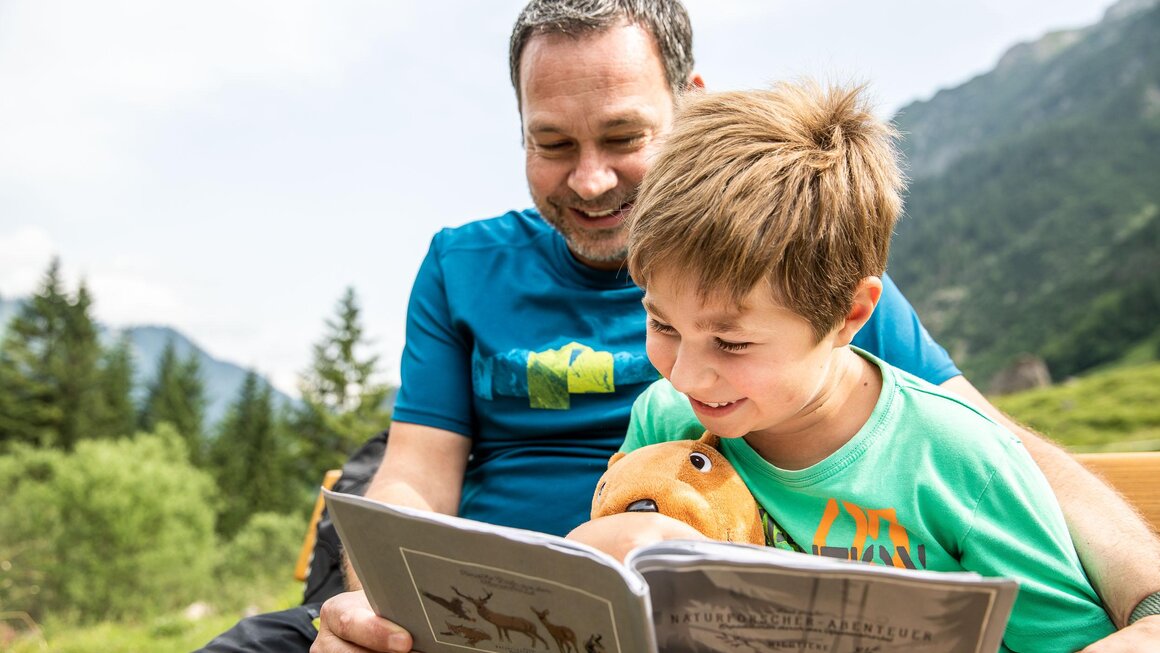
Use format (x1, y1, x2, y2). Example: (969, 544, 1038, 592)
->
(835, 276, 883, 347)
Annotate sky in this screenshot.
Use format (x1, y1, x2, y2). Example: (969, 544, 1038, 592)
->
(0, 0, 1123, 395)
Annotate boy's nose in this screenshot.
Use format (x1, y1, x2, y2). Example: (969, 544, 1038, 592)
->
(668, 348, 715, 396)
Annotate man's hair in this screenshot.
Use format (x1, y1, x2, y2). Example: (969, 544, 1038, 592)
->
(509, 0, 694, 98)
(627, 81, 904, 340)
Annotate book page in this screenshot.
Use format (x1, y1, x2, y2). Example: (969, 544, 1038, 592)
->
(324, 490, 655, 653)
(630, 541, 1016, 653)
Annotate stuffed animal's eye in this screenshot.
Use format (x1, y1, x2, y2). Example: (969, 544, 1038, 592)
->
(689, 452, 712, 472)
(596, 481, 605, 499)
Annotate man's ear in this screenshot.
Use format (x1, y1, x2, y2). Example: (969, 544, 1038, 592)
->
(684, 72, 705, 93)
(835, 276, 883, 347)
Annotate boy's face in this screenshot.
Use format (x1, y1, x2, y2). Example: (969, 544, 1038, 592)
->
(642, 269, 847, 443)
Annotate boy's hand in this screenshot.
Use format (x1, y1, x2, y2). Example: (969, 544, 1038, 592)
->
(311, 590, 414, 653)
(1080, 614, 1160, 652)
(567, 512, 708, 562)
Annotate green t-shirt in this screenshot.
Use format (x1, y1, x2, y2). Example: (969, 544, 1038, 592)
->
(624, 348, 1114, 653)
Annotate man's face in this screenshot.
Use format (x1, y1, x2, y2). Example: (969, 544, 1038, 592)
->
(519, 23, 677, 270)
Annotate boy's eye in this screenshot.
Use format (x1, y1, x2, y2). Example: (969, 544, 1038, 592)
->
(715, 338, 750, 352)
(648, 319, 676, 334)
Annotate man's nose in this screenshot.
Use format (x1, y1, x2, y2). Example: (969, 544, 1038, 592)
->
(568, 149, 617, 200)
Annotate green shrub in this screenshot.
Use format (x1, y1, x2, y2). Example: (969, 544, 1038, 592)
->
(214, 511, 305, 606)
(0, 426, 218, 623)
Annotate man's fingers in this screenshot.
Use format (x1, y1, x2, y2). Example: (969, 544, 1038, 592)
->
(311, 591, 415, 653)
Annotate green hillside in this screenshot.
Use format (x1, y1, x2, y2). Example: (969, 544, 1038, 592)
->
(995, 362, 1160, 452)
(889, 0, 1160, 387)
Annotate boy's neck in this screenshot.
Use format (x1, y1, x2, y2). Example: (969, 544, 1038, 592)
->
(744, 348, 882, 470)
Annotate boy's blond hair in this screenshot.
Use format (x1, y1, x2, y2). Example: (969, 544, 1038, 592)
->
(627, 80, 904, 340)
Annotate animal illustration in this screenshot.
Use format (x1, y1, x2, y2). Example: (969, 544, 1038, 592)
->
(531, 607, 578, 653)
(590, 431, 765, 544)
(453, 587, 550, 649)
(585, 633, 607, 653)
(422, 589, 475, 621)
(440, 621, 492, 647)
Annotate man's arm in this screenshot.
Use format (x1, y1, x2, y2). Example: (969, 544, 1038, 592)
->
(941, 376, 1160, 638)
(313, 421, 471, 653)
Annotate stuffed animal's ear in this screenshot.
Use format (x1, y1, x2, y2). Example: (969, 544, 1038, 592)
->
(698, 431, 721, 450)
(606, 452, 627, 469)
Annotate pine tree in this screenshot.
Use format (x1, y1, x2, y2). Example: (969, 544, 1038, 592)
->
(292, 287, 393, 478)
(209, 370, 299, 537)
(140, 338, 206, 462)
(56, 282, 103, 448)
(93, 334, 137, 438)
(0, 259, 103, 451)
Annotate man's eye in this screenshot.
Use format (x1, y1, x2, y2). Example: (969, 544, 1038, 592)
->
(715, 338, 750, 352)
(607, 135, 644, 148)
(536, 141, 570, 151)
(648, 319, 675, 334)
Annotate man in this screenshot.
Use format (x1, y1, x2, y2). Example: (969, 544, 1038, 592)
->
(204, 1, 1160, 652)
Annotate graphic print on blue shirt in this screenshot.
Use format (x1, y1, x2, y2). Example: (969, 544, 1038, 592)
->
(473, 341, 659, 409)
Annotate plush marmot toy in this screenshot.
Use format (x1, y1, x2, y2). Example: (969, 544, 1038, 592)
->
(590, 431, 766, 545)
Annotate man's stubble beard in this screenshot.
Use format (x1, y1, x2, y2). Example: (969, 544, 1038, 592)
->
(532, 189, 635, 267)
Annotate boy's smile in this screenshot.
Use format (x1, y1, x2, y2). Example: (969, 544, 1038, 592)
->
(642, 270, 881, 469)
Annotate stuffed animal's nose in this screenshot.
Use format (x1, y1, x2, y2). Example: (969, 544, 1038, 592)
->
(626, 499, 658, 513)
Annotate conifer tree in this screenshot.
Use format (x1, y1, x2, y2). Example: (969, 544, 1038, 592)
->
(93, 334, 137, 438)
(56, 282, 103, 448)
(293, 287, 392, 478)
(140, 338, 206, 462)
(210, 369, 299, 537)
(0, 259, 102, 450)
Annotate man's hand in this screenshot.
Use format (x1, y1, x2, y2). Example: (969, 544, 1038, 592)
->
(311, 590, 414, 653)
(1081, 614, 1160, 652)
(567, 512, 708, 562)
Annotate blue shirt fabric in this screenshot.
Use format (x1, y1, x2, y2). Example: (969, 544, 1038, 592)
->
(392, 209, 960, 536)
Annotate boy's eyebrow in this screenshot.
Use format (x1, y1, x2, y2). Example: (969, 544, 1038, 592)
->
(643, 298, 746, 334)
(697, 318, 745, 334)
(641, 298, 666, 319)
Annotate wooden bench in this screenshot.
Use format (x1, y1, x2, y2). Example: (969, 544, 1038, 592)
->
(294, 469, 344, 582)
(1074, 451, 1160, 533)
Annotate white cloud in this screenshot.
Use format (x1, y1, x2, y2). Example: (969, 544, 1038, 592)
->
(0, 227, 57, 297)
(0, 0, 406, 191)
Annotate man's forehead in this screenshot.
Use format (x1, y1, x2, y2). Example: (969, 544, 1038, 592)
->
(517, 23, 671, 103)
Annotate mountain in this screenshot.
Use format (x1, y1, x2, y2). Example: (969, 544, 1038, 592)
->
(122, 324, 295, 427)
(888, 0, 1160, 389)
(0, 295, 293, 427)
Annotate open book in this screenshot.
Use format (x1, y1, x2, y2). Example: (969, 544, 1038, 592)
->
(324, 489, 1018, 653)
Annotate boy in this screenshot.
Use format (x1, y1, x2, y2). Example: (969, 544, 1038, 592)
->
(567, 81, 1114, 652)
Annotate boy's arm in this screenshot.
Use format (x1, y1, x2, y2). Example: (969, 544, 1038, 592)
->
(942, 375, 1160, 637)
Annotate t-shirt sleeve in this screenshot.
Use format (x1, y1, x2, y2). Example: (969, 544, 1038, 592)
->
(392, 232, 475, 437)
(959, 453, 1114, 651)
(853, 273, 961, 385)
(623, 379, 708, 454)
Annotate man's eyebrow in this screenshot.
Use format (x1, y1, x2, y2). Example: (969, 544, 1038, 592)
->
(527, 114, 651, 135)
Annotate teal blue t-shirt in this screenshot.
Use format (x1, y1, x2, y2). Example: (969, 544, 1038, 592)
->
(624, 349, 1114, 652)
(393, 209, 959, 537)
